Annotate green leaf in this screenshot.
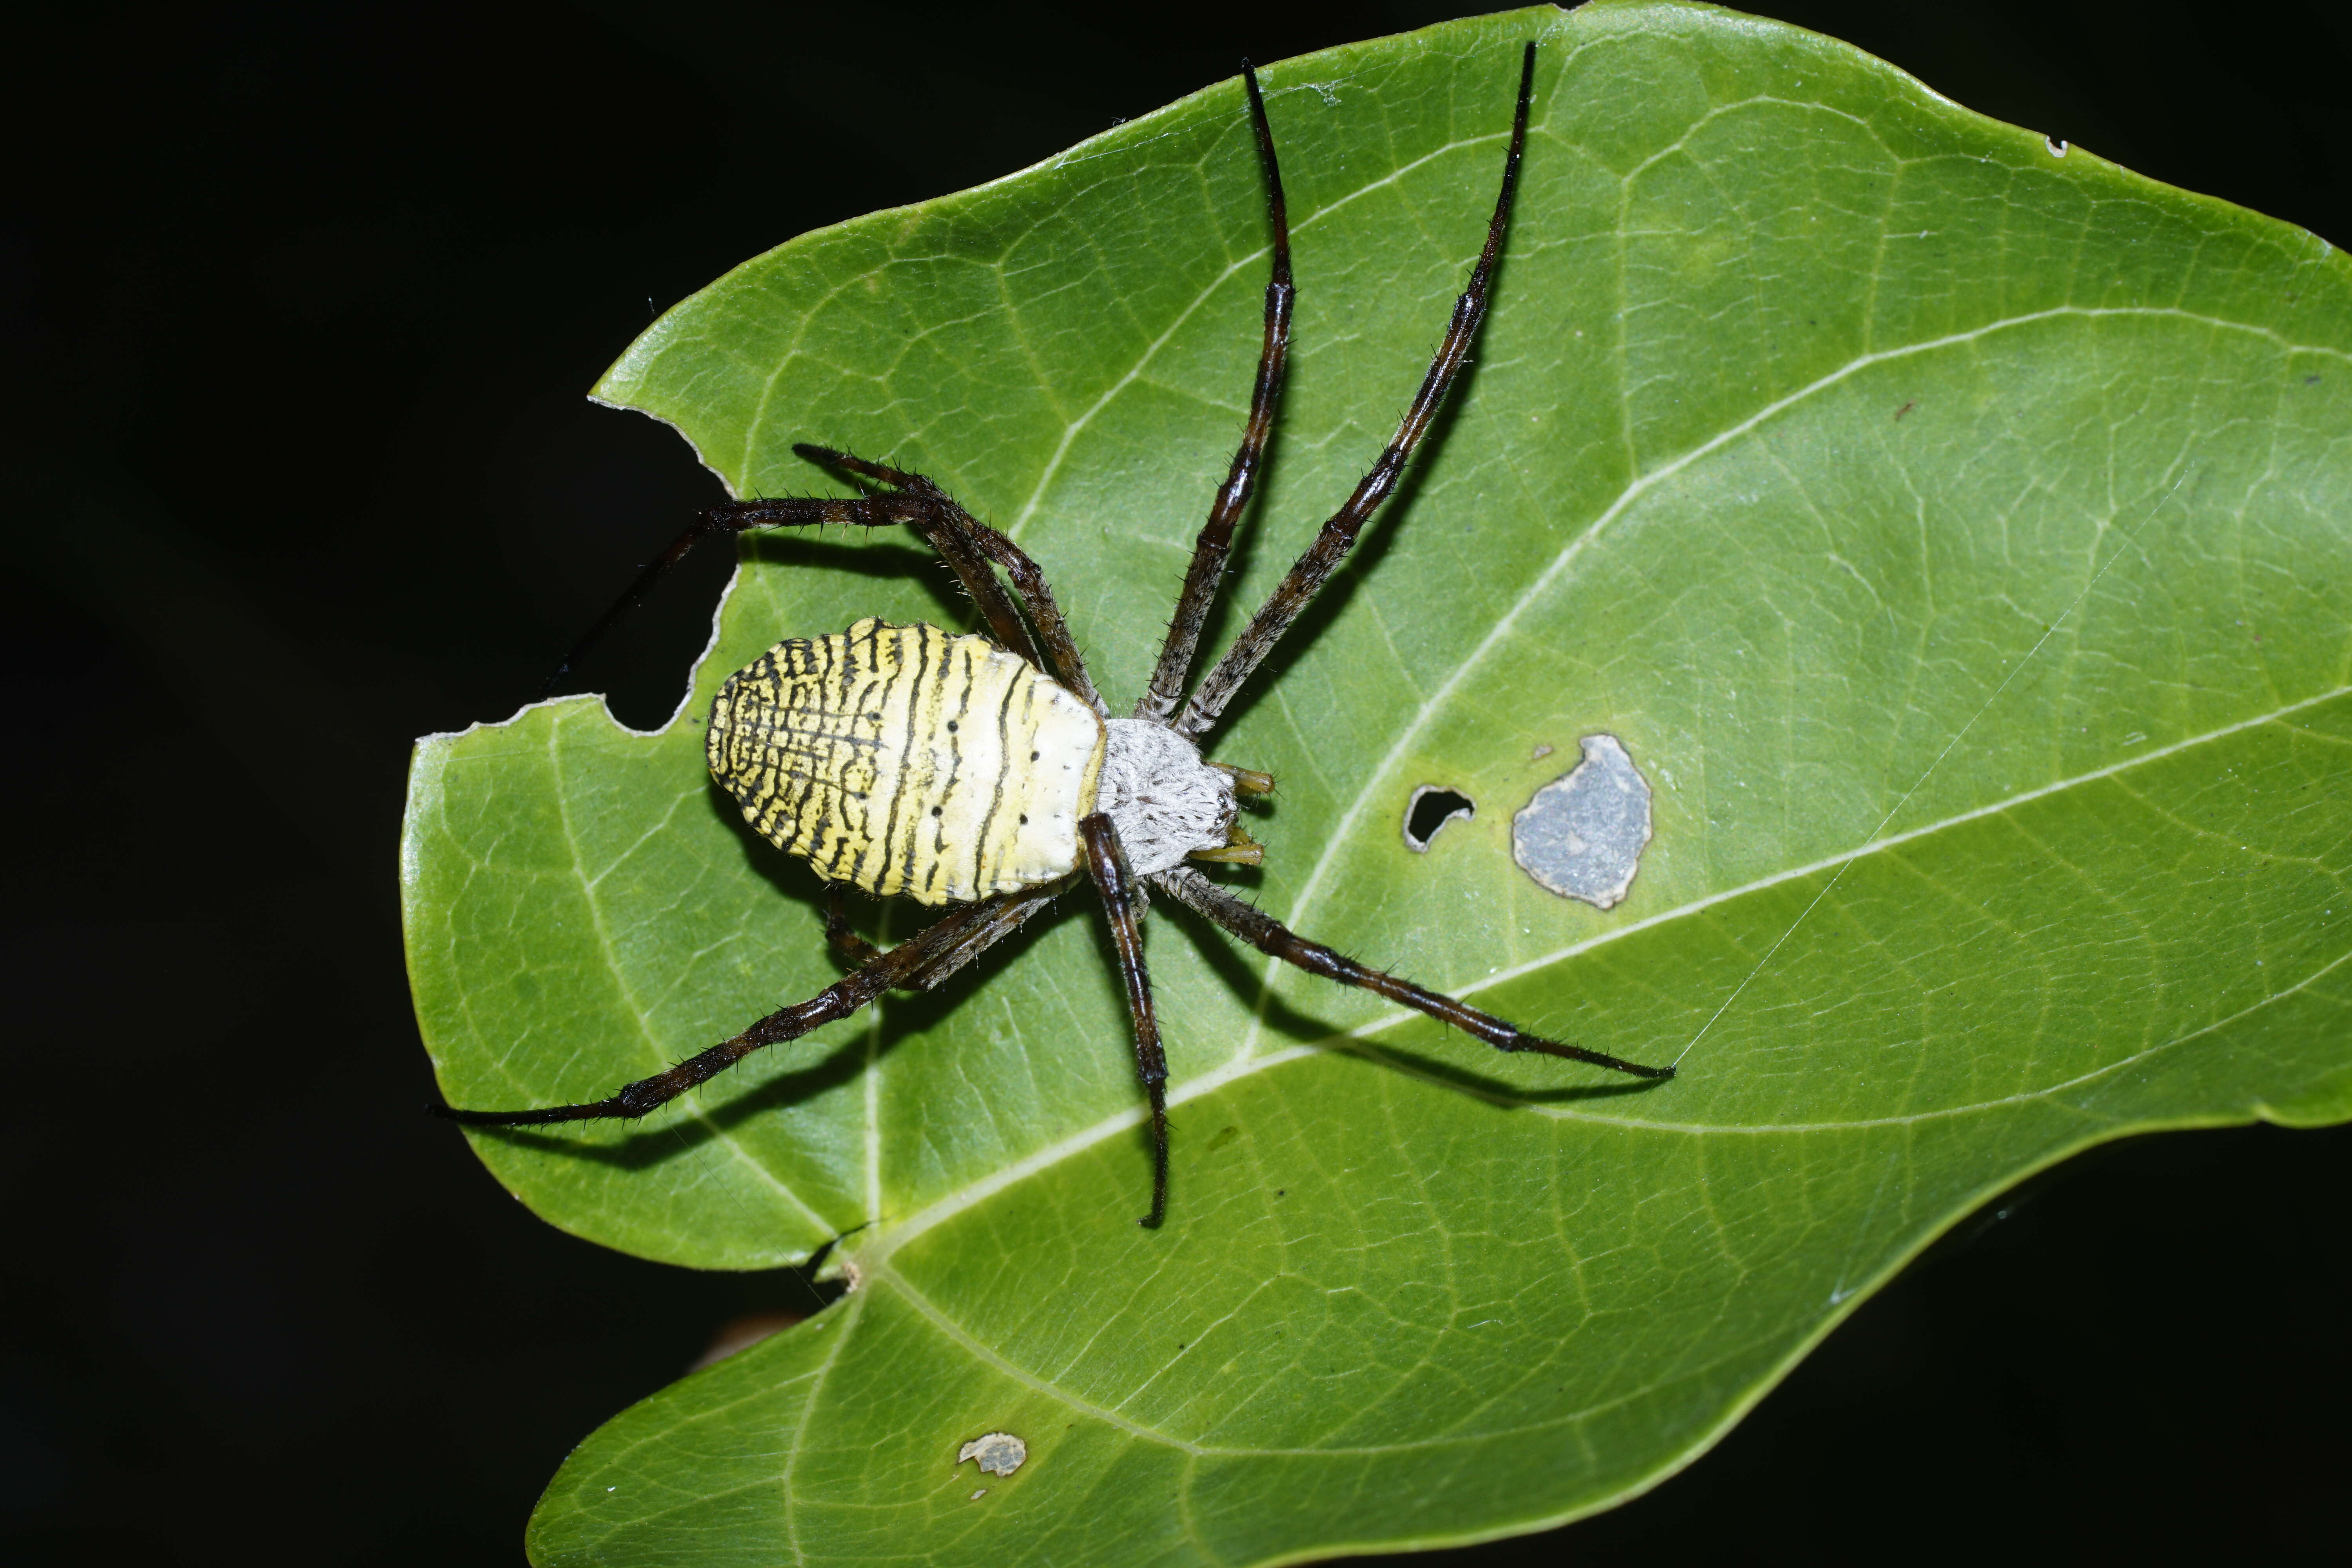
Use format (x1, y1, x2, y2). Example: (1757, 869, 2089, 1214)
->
(401, 2, 2352, 1561)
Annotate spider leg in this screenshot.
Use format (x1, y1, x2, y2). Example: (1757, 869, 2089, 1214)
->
(1080, 814, 1171, 1229)
(430, 891, 1027, 1127)
(896, 877, 1071, 993)
(830, 878, 1067, 992)
(795, 444, 1107, 717)
(1154, 865, 1673, 1080)
(1178, 41, 1539, 741)
(1135, 60, 1296, 726)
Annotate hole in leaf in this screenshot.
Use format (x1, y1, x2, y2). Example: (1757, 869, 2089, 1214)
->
(1402, 786, 1475, 852)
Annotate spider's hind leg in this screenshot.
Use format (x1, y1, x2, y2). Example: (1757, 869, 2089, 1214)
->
(1136, 59, 1298, 726)
(820, 881, 1068, 997)
(1154, 865, 1673, 1080)
(431, 891, 1033, 1129)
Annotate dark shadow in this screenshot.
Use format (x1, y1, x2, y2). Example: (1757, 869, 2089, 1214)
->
(711, 773, 823, 906)
(1367, 1045, 1677, 1107)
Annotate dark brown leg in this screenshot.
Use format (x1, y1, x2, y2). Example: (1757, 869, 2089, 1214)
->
(795, 444, 1107, 717)
(1178, 41, 1539, 740)
(831, 879, 1067, 993)
(1135, 61, 1296, 726)
(1154, 865, 1673, 1079)
(1081, 814, 1170, 1228)
(895, 877, 1070, 993)
(431, 892, 1027, 1127)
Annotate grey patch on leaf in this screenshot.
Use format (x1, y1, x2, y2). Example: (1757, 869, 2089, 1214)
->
(958, 1432, 1027, 1477)
(1402, 785, 1475, 853)
(1511, 734, 1652, 909)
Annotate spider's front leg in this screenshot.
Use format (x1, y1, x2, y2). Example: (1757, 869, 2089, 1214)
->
(1080, 813, 1170, 1228)
(1138, 59, 1298, 724)
(1178, 41, 1540, 741)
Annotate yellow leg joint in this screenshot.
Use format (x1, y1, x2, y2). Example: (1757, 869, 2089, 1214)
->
(1213, 763, 1276, 797)
(1190, 822, 1265, 866)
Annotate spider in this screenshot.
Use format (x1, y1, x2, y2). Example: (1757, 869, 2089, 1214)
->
(435, 40, 1673, 1227)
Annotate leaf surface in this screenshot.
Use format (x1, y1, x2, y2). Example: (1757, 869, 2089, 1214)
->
(401, 4, 2352, 1561)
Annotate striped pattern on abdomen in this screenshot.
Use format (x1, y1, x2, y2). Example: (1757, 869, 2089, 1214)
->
(706, 618, 1105, 905)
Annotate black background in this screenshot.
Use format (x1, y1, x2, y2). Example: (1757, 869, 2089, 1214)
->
(5, 2, 2348, 1563)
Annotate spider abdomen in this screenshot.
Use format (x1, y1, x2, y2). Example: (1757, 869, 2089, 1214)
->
(708, 618, 1105, 906)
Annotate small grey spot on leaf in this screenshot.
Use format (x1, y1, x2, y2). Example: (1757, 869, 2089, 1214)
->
(1512, 734, 1652, 909)
(958, 1432, 1027, 1477)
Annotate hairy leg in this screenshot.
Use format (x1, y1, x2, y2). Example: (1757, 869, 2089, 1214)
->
(1081, 814, 1171, 1228)
(431, 890, 1035, 1126)
(824, 884, 886, 970)
(786, 446, 1049, 676)
(539, 485, 1042, 695)
(1179, 42, 1539, 740)
(1154, 865, 1673, 1079)
(1136, 60, 1296, 726)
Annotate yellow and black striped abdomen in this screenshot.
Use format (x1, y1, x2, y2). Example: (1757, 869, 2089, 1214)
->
(707, 619, 1106, 906)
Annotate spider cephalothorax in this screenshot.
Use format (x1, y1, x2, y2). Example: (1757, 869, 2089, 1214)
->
(436, 41, 1673, 1227)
